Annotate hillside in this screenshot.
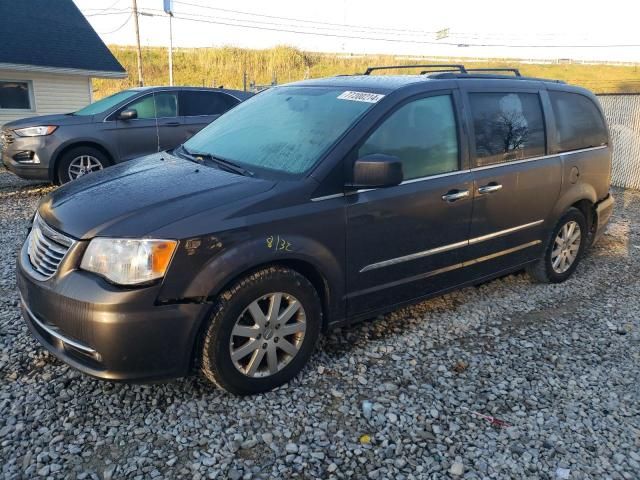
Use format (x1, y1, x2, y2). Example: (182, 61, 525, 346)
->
(93, 45, 640, 98)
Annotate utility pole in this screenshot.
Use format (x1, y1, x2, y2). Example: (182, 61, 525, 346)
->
(168, 13, 174, 86)
(163, 1, 175, 86)
(132, 0, 144, 86)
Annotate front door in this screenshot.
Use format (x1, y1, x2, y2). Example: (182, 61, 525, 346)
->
(116, 91, 183, 161)
(345, 92, 474, 316)
(461, 89, 562, 276)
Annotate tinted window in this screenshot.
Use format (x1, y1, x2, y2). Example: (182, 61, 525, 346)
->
(181, 91, 238, 116)
(358, 95, 459, 180)
(183, 87, 375, 177)
(549, 91, 608, 152)
(125, 92, 178, 119)
(470, 92, 545, 167)
(0, 81, 31, 109)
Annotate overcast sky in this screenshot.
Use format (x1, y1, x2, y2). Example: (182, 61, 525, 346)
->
(75, 0, 640, 62)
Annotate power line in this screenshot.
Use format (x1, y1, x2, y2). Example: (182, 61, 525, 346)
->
(144, 8, 437, 39)
(98, 12, 132, 35)
(171, 0, 437, 36)
(168, 1, 640, 48)
(85, 9, 131, 17)
(146, 11, 640, 49)
(83, 0, 125, 12)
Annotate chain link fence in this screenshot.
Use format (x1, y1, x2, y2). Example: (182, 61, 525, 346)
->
(598, 94, 640, 190)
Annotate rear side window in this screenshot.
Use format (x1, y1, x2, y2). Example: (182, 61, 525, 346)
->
(181, 91, 238, 116)
(358, 95, 459, 180)
(470, 92, 546, 167)
(549, 91, 608, 152)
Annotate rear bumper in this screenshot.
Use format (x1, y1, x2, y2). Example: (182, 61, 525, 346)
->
(17, 242, 208, 382)
(593, 193, 614, 244)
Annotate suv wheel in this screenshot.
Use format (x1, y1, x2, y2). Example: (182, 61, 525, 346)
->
(200, 266, 321, 395)
(526, 207, 587, 283)
(57, 146, 110, 184)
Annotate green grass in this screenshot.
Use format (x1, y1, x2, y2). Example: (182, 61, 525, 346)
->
(93, 45, 640, 99)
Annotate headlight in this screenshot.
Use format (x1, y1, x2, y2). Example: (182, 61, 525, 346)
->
(14, 126, 57, 137)
(80, 238, 177, 285)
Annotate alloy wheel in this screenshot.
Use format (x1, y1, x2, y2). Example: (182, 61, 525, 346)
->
(68, 155, 103, 179)
(229, 292, 306, 378)
(551, 220, 582, 274)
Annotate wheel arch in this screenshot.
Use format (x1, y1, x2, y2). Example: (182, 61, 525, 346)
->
(49, 140, 117, 183)
(185, 256, 338, 373)
(174, 235, 346, 329)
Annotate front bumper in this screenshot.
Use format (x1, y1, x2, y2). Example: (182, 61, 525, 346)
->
(1, 132, 53, 180)
(17, 240, 208, 381)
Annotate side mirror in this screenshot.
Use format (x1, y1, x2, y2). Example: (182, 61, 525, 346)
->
(352, 154, 403, 188)
(118, 109, 138, 120)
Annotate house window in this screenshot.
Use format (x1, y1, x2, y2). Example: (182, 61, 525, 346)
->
(0, 81, 33, 110)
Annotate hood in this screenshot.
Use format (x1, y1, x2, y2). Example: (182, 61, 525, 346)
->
(3, 113, 94, 129)
(39, 152, 276, 239)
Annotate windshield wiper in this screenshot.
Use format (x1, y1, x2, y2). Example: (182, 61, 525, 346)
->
(179, 146, 254, 177)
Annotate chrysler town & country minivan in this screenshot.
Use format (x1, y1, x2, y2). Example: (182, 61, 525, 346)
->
(17, 65, 614, 394)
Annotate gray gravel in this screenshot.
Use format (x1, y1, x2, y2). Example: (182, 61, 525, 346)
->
(1, 165, 639, 479)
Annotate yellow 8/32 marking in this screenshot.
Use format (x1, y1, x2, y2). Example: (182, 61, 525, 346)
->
(266, 235, 292, 252)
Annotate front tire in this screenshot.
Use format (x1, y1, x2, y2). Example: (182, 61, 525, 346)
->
(526, 207, 587, 283)
(200, 266, 322, 395)
(56, 146, 110, 184)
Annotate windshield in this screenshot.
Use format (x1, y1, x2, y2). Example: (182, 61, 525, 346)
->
(73, 89, 140, 116)
(182, 86, 379, 177)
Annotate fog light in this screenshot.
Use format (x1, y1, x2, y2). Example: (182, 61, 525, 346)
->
(13, 151, 39, 164)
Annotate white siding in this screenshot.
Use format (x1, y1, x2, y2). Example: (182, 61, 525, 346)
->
(0, 69, 91, 126)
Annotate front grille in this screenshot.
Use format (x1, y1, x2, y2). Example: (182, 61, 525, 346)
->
(26, 215, 75, 280)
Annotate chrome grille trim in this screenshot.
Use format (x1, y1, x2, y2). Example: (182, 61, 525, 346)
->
(26, 214, 75, 280)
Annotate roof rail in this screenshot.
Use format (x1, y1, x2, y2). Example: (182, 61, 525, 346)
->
(428, 72, 566, 83)
(419, 68, 470, 75)
(363, 64, 467, 75)
(464, 68, 521, 76)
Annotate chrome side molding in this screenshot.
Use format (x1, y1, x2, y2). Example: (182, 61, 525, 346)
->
(349, 240, 542, 299)
(360, 220, 544, 273)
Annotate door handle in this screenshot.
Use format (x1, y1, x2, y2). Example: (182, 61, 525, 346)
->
(441, 189, 469, 202)
(478, 183, 503, 194)
(165, 122, 180, 126)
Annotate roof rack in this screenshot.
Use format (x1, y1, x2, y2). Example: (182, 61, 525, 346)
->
(419, 68, 470, 75)
(464, 68, 521, 76)
(363, 64, 467, 75)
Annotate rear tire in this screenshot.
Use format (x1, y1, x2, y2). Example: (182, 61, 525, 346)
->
(200, 266, 322, 395)
(56, 146, 110, 184)
(526, 207, 587, 283)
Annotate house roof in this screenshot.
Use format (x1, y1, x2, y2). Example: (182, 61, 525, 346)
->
(0, 0, 126, 78)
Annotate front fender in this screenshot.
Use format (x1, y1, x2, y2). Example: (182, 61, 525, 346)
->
(172, 235, 345, 322)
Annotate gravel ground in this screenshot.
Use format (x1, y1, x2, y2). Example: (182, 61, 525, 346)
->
(0, 165, 639, 480)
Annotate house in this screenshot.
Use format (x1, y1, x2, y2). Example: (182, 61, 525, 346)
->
(0, 0, 126, 126)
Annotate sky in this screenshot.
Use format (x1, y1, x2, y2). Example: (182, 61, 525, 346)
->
(75, 0, 640, 62)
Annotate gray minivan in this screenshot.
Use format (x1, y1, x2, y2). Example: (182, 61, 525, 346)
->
(18, 66, 614, 394)
(1, 86, 251, 183)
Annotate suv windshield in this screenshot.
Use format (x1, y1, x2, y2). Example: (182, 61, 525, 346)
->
(182, 86, 378, 177)
(73, 89, 140, 116)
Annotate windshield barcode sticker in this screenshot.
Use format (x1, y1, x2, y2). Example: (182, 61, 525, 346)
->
(337, 91, 385, 103)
